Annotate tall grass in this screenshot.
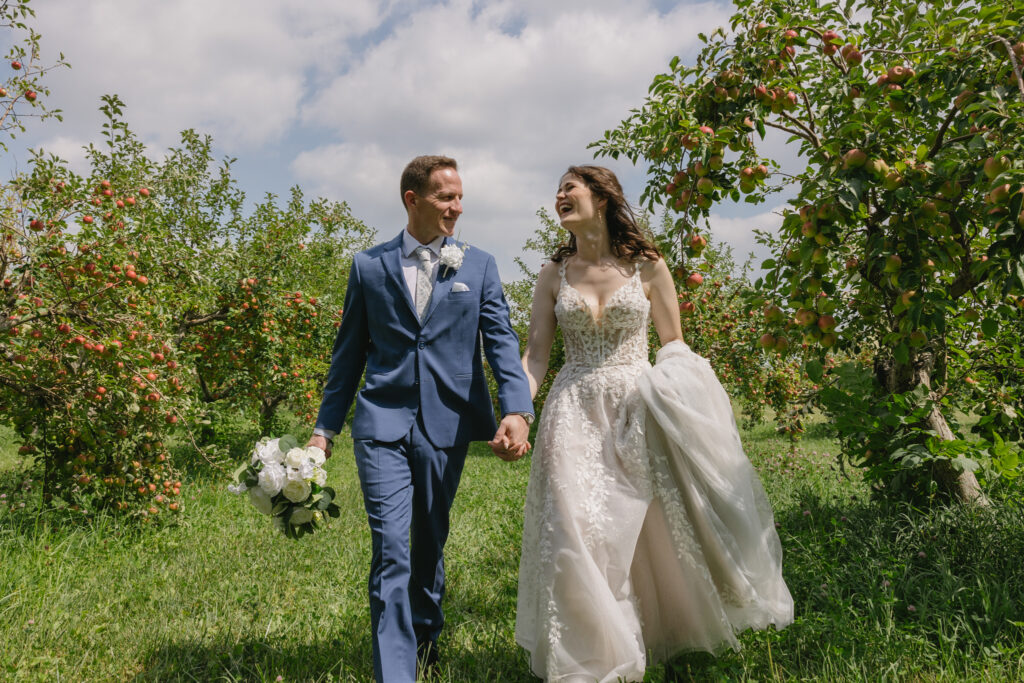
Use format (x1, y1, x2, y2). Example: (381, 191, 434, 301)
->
(1, 419, 1022, 681)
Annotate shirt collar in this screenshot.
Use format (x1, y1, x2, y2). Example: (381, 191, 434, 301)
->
(402, 229, 444, 258)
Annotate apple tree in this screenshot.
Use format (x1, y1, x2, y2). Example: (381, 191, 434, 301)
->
(179, 186, 372, 436)
(594, 0, 1024, 502)
(0, 0, 68, 149)
(2, 103, 192, 517)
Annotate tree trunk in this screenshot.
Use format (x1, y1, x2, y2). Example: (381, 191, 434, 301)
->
(874, 350, 988, 505)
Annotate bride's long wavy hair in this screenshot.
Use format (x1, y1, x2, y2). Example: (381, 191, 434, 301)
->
(550, 165, 660, 264)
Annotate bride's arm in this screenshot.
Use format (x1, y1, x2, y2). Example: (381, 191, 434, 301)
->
(521, 261, 560, 399)
(644, 257, 684, 347)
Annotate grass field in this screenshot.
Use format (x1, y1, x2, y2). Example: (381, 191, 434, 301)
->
(1, 418, 1023, 682)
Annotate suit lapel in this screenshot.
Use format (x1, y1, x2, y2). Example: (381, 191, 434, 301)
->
(381, 231, 417, 320)
(422, 237, 458, 324)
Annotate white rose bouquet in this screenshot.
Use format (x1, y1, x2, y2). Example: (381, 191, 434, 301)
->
(228, 434, 340, 539)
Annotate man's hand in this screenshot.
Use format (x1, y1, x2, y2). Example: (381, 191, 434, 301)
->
(488, 414, 531, 461)
(307, 434, 333, 459)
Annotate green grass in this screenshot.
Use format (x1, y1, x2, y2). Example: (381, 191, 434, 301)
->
(1, 418, 1023, 682)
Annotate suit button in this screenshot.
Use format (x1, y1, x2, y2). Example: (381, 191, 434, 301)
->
(418, 341, 426, 349)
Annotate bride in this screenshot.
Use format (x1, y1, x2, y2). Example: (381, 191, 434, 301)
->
(514, 165, 794, 682)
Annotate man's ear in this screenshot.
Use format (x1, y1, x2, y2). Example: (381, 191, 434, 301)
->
(403, 190, 418, 212)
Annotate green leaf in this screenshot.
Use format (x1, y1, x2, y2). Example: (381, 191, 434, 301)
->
(981, 318, 998, 337)
(895, 343, 910, 365)
(805, 359, 824, 383)
(232, 462, 250, 482)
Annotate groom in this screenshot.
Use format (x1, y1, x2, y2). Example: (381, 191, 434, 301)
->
(308, 155, 533, 682)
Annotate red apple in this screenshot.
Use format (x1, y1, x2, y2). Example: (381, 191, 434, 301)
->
(24, 90, 36, 102)
(983, 155, 1009, 180)
(685, 272, 704, 289)
(842, 148, 867, 169)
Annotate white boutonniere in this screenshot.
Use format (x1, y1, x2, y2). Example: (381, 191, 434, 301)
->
(439, 242, 469, 277)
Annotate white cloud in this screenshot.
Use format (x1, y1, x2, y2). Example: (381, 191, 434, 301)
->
(27, 0, 386, 150)
(12, 0, 802, 278)
(292, 0, 731, 271)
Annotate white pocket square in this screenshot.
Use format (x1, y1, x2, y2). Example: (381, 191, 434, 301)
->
(452, 282, 470, 292)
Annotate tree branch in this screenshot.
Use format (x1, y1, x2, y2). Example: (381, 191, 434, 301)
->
(763, 119, 816, 145)
(926, 107, 958, 159)
(990, 35, 1024, 100)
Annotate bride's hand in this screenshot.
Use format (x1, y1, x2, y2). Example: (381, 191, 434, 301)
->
(489, 415, 531, 461)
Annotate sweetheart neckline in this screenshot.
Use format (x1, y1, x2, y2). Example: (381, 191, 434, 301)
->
(559, 275, 643, 325)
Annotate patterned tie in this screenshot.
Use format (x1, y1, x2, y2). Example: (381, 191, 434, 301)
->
(415, 246, 433, 321)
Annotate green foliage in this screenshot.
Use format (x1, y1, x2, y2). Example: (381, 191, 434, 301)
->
(595, 0, 1024, 498)
(1, 96, 373, 517)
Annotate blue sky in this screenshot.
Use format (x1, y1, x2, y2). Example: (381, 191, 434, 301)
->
(6, 0, 784, 277)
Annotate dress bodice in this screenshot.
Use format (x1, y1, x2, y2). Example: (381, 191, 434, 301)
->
(554, 261, 650, 371)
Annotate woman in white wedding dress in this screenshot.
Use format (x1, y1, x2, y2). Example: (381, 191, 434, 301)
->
(515, 166, 794, 682)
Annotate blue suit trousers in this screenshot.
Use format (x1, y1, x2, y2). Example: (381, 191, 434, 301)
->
(354, 417, 469, 682)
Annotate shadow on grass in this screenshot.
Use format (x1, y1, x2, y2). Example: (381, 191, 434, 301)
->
(133, 618, 531, 682)
(132, 630, 374, 682)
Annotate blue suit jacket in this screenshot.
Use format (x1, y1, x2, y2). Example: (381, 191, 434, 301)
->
(315, 231, 533, 448)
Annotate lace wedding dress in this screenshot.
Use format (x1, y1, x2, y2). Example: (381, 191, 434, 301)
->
(516, 262, 793, 682)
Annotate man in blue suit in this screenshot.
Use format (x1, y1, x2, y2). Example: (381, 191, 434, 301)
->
(309, 155, 533, 682)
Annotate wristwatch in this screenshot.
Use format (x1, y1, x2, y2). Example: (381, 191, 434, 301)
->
(510, 412, 535, 426)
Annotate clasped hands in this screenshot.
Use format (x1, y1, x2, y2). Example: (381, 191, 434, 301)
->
(488, 414, 531, 461)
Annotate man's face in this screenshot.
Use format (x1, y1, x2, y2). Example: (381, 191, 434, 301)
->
(407, 167, 463, 244)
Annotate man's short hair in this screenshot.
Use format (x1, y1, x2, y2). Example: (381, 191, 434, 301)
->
(400, 155, 458, 206)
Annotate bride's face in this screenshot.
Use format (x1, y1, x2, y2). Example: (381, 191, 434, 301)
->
(555, 173, 605, 230)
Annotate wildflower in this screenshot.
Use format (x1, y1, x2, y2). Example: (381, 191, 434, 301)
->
(907, 604, 917, 613)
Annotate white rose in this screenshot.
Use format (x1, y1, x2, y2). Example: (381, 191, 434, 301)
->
(247, 486, 274, 515)
(312, 466, 327, 487)
(307, 446, 326, 466)
(254, 439, 285, 466)
(257, 462, 287, 496)
(284, 447, 307, 469)
(227, 482, 248, 494)
(282, 478, 311, 503)
(297, 460, 316, 482)
(289, 507, 314, 525)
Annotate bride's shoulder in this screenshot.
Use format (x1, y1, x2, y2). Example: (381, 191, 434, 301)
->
(536, 260, 562, 292)
(637, 254, 670, 277)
